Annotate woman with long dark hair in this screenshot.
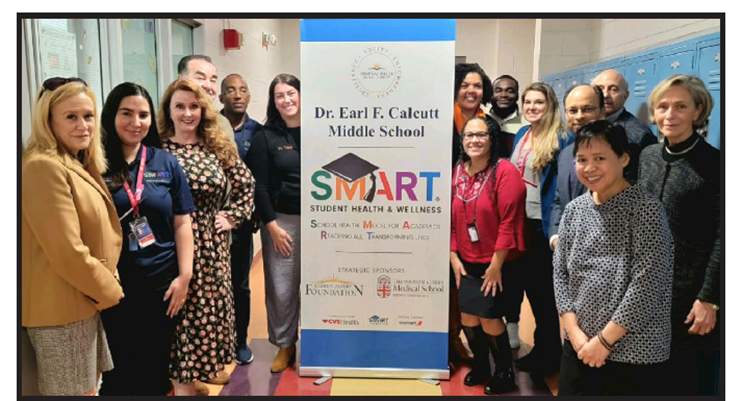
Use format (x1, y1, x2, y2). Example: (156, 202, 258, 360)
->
(451, 116, 526, 394)
(246, 74, 302, 373)
(99, 82, 195, 395)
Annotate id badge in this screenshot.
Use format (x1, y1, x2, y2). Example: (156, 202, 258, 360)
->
(467, 222, 480, 243)
(129, 216, 156, 249)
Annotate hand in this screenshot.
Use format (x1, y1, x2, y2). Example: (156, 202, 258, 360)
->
(451, 259, 466, 289)
(164, 275, 191, 318)
(577, 336, 610, 368)
(480, 265, 503, 297)
(215, 212, 235, 233)
(686, 299, 717, 336)
(567, 327, 590, 353)
(551, 237, 559, 250)
(269, 224, 293, 257)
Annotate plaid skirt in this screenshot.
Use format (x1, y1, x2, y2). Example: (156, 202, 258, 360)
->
(26, 313, 113, 395)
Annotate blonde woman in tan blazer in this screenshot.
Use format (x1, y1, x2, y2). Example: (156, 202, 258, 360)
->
(22, 78, 124, 396)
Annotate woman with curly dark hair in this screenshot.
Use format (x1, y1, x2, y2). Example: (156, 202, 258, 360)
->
(451, 116, 526, 394)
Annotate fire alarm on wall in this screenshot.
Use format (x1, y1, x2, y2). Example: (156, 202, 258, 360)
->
(224, 29, 243, 50)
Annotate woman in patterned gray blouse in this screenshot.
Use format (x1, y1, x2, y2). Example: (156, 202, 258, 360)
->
(553, 120, 674, 395)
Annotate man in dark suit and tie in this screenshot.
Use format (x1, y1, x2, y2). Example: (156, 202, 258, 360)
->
(548, 84, 605, 250)
(592, 69, 657, 183)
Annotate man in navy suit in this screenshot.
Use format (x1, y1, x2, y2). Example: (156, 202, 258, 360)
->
(592, 69, 657, 183)
(548, 84, 604, 250)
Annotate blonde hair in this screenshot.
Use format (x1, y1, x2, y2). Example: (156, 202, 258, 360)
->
(24, 82, 107, 172)
(158, 79, 239, 166)
(648, 74, 713, 128)
(521, 82, 567, 171)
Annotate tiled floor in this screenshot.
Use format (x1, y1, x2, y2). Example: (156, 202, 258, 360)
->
(201, 246, 559, 396)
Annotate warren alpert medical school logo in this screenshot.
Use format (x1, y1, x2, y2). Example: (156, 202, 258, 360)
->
(377, 276, 392, 298)
(351, 46, 402, 98)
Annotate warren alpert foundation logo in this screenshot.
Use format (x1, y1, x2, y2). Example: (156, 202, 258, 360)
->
(305, 275, 364, 297)
(351, 46, 402, 98)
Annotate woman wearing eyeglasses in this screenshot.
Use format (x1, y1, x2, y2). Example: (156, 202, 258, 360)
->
(22, 77, 124, 396)
(451, 116, 526, 394)
(508, 82, 572, 376)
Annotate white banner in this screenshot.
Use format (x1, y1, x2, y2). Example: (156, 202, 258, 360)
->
(300, 19, 455, 379)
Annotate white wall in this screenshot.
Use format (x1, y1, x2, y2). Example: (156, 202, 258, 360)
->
(493, 19, 536, 91)
(455, 19, 498, 77)
(536, 18, 722, 78)
(200, 19, 300, 123)
(588, 18, 721, 62)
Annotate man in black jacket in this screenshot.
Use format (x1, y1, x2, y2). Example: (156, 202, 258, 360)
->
(592, 69, 657, 183)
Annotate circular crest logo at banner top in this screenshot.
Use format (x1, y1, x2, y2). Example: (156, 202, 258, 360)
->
(351, 47, 402, 98)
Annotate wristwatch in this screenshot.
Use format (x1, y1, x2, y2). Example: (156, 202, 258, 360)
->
(702, 300, 720, 311)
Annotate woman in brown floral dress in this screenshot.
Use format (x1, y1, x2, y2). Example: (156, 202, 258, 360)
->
(157, 79, 254, 395)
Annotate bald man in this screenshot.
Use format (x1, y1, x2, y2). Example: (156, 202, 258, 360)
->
(592, 69, 656, 183)
(548, 84, 604, 250)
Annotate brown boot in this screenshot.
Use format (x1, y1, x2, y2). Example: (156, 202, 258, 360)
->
(271, 345, 296, 373)
(194, 381, 210, 396)
(207, 370, 230, 385)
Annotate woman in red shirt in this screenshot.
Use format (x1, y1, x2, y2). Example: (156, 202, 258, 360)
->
(450, 116, 527, 395)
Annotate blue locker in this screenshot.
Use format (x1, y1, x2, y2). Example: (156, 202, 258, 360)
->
(624, 56, 658, 135)
(698, 44, 721, 149)
(659, 48, 695, 78)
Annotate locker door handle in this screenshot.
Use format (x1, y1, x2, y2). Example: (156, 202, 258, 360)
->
(715, 53, 720, 63)
(638, 68, 645, 75)
(671, 61, 681, 69)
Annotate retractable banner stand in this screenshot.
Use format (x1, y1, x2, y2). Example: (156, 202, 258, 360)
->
(300, 19, 455, 379)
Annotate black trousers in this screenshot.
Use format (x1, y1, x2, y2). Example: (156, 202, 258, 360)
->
(231, 229, 254, 347)
(558, 340, 668, 395)
(520, 219, 562, 360)
(503, 259, 523, 323)
(100, 285, 176, 395)
(662, 348, 721, 395)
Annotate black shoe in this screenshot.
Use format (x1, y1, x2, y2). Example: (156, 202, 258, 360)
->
(484, 368, 517, 395)
(464, 366, 491, 386)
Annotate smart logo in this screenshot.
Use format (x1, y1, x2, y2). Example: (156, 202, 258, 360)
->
(311, 153, 441, 203)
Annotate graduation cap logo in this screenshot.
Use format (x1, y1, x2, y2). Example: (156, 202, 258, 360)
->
(322, 153, 380, 203)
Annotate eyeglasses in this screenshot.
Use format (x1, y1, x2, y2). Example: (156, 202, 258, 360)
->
(463, 132, 489, 140)
(566, 106, 599, 116)
(39, 77, 87, 98)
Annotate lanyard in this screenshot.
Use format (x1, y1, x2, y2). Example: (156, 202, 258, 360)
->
(516, 129, 538, 187)
(456, 162, 496, 225)
(123, 145, 147, 218)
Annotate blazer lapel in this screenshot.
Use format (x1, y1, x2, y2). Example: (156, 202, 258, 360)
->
(68, 162, 122, 233)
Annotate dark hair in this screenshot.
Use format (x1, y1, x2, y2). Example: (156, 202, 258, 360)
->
(458, 116, 502, 199)
(564, 84, 604, 109)
(221, 73, 248, 93)
(573, 120, 629, 158)
(177, 55, 214, 76)
(454, 63, 494, 106)
(101, 82, 162, 191)
(265, 74, 301, 128)
(494, 74, 520, 95)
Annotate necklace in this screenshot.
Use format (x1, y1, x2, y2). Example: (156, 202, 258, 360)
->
(664, 136, 700, 156)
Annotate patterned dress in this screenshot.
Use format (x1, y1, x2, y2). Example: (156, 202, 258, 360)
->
(162, 139, 254, 383)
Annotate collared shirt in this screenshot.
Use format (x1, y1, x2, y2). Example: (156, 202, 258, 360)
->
(490, 108, 528, 136)
(553, 185, 674, 364)
(106, 146, 196, 289)
(221, 110, 262, 163)
(605, 107, 624, 122)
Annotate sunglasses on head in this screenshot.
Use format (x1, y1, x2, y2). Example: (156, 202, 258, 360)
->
(39, 77, 87, 98)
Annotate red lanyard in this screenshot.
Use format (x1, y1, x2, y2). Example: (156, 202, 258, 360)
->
(123, 146, 147, 217)
(516, 129, 538, 187)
